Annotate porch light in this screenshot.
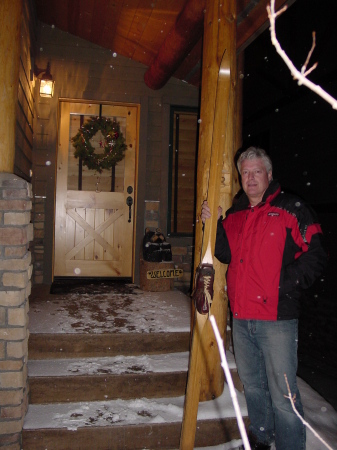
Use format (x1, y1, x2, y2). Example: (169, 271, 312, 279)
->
(34, 62, 55, 98)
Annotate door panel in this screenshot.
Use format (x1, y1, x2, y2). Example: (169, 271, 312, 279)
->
(54, 102, 138, 279)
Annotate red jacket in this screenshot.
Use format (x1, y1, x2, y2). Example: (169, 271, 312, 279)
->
(215, 181, 327, 320)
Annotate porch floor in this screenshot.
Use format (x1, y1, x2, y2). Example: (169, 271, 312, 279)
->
(28, 282, 191, 335)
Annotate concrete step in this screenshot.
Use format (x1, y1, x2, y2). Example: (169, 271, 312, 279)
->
(28, 352, 189, 403)
(28, 331, 190, 359)
(28, 328, 232, 359)
(23, 384, 248, 450)
(25, 285, 246, 449)
(28, 352, 243, 404)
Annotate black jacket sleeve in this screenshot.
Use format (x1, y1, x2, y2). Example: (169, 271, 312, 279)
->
(280, 201, 328, 297)
(214, 218, 231, 264)
(281, 233, 327, 296)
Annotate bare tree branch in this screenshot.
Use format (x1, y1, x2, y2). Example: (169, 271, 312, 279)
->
(267, 0, 337, 109)
(283, 374, 334, 450)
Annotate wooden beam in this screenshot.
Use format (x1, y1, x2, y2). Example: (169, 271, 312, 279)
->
(173, 38, 203, 87)
(144, 0, 206, 90)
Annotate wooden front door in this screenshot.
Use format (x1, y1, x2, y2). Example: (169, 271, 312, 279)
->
(54, 101, 138, 279)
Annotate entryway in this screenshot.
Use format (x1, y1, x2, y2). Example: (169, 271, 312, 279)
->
(54, 101, 139, 280)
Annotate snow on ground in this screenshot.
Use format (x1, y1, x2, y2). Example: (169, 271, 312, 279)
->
(298, 377, 337, 450)
(195, 374, 337, 450)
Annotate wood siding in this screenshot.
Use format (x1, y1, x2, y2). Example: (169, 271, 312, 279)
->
(14, 0, 37, 180)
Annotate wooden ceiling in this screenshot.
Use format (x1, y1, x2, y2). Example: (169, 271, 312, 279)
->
(34, 0, 295, 89)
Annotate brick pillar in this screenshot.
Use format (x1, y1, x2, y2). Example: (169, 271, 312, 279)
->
(0, 173, 33, 449)
(31, 197, 45, 284)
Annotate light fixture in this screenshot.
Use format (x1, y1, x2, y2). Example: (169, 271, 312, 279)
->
(34, 62, 55, 98)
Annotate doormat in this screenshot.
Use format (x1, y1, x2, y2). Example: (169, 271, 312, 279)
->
(50, 277, 134, 295)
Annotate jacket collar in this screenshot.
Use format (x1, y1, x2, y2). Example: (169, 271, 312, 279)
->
(231, 180, 281, 212)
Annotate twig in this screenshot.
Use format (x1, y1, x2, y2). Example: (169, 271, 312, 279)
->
(210, 315, 251, 450)
(267, 0, 337, 109)
(284, 374, 334, 450)
(301, 32, 317, 76)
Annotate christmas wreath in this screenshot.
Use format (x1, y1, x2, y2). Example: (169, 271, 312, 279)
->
(71, 116, 127, 173)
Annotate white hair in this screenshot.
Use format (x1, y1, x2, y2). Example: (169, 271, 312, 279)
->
(237, 146, 273, 175)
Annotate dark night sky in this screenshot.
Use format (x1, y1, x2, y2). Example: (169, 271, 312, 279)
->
(242, 0, 337, 207)
(241, 0, 337, 408)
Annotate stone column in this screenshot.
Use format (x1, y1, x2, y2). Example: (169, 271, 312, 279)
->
(0, 173, 33, 449)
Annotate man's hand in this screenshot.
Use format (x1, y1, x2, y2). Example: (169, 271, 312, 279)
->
(201, 201, 222, 223)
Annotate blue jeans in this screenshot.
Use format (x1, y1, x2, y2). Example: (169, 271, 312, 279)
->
(233, 319, 306, 450)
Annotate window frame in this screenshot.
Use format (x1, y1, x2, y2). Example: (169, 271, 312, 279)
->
(167, 105, 199, 237)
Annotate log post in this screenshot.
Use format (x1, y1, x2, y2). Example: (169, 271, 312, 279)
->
(193, 0, 237, 401)
(0, 0, 22, 173)
(180, 2, 239, 447)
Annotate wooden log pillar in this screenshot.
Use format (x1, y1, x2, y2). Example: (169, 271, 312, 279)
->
(193, 0, 238, 402)
(0, 0, 22, 173)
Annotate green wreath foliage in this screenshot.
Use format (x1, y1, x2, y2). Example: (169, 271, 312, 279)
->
(72, 116, 127, 173)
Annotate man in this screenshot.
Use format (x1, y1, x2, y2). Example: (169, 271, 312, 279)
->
(201, 147, 327, 450)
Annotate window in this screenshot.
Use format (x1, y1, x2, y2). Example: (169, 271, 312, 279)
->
(67, 103, 127, 193)
(168, 107, 199, 236)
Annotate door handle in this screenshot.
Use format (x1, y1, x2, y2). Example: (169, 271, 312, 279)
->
(126, 196, 133, 222)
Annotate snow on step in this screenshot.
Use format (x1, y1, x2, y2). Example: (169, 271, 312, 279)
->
(29, 289, 191, 334)
(23, 384, 248, 431)
(28, 351, 238, 377)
